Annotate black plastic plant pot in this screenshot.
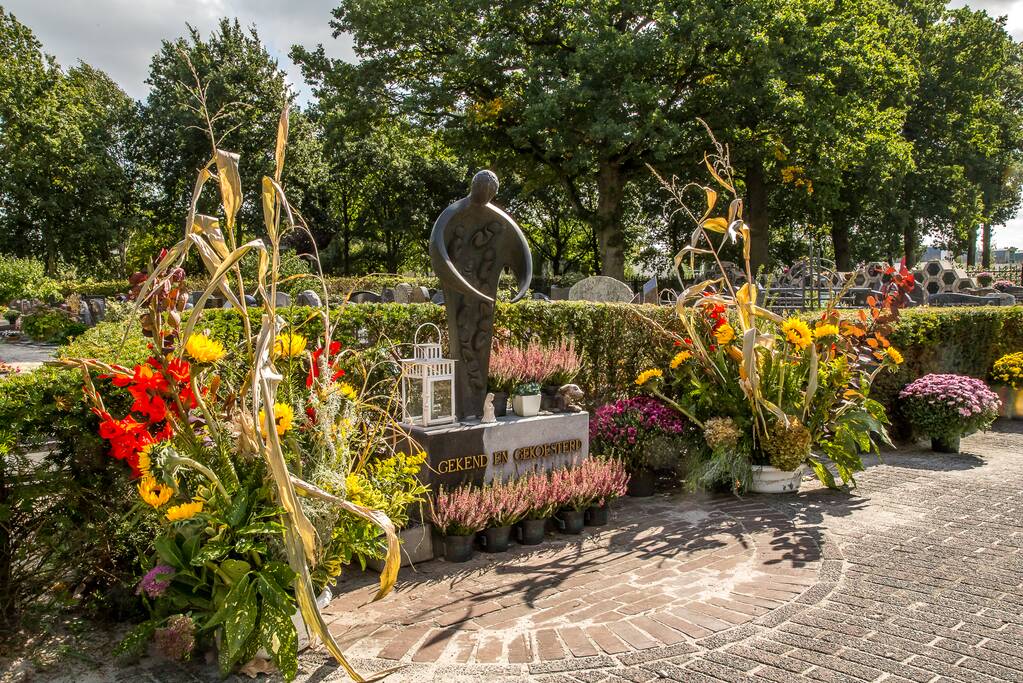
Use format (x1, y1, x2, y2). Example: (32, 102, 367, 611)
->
(931, 434, 961, 453)
(518, 518, 546, 545)
(627, 469, 656, 497)
(585, 504, 609, 526)
(556, 509, 585, 534)
(481, 526, 512, 552)
(443, 533, 475, 563)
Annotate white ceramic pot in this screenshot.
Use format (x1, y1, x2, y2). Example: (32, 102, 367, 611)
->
(995, 385, 1023, 419)
(512, 393, 541, 417)
(750, 464, 807, 494)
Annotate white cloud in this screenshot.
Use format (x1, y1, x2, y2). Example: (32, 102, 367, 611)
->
(2, 0, 355, 103)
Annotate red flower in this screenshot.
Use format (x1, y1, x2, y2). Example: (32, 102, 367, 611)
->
(165, 357, 191, 385)
(306, 341, 345, 388)
(112, 363, 168, 394)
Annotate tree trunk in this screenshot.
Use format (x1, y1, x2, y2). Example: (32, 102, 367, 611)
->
(981, 223, 992, 268)
(903, 220, 915, 267)
(746, 157, 770, 275)
(831, 218, 851, 272)
(595, 162, 626, 280)
(966, 224, 977, 266)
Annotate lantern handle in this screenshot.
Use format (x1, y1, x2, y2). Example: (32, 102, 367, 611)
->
(414, 322, 443, 347)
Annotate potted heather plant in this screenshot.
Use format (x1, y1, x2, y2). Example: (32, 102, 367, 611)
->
(518, 472, 556, 545)
(539, 339, 582, 411)
(900, 374, 1001, 453)
(991, 352, 1023, 419)
(488, 341, 522, 417)
(512, 381, 542, 417)
(480, 479, 529, 552)
(976, 271, 995, 288)
(552, 467, 587, 534)
(431, 485, 489, 562)
(580, 458, 629, 526)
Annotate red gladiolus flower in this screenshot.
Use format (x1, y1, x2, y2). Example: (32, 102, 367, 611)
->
(113, 363, 168, 394)
(164, 358, 191, 385)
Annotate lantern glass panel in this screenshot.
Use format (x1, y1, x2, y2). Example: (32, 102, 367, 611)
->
(429, 378, 453, 422)
(404, 376, 424, 422)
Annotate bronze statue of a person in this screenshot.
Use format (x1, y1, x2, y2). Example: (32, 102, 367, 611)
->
(429, 170, 532, 419)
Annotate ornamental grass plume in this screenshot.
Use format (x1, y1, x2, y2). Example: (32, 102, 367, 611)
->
(431, 485, 489, 536)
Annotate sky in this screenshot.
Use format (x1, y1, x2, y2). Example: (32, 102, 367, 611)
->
(5, 0, 1023, 250)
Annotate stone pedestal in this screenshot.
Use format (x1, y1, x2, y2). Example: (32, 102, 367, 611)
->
(397, 412, 589, 490)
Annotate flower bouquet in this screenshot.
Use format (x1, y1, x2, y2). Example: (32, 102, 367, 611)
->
(52, 103, 412, 681)
(991, 352, 1023, 418)
(900, 374, 1000, 452)
(638, 131, 904, 492)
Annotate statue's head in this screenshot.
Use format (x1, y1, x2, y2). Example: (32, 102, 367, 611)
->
(469, 170, 499, 205)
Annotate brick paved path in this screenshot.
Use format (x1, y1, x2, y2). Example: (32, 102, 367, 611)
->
(306, 421, 1023, 682)
(34, 422, 1023, 682)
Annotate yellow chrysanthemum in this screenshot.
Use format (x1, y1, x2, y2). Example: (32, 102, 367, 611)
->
(165, 500, 203, 522)
(259, 403, 294, 438)
(273, 333, 308, 359)
(886, 347, 904, 365)
(184, 333, 226, 363)
(670, 350, 692, 369)
(714, 323, 736, 345)
(814, 324, 840, 339)
(339, 382, 358, 401)
(138, 476, 173, 508)
(782, 318, 812, 349)
(635, 368, 663, 386)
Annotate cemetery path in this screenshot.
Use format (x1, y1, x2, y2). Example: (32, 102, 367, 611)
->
(0, 340, 56, 371)
(14, 420, 1023, 683)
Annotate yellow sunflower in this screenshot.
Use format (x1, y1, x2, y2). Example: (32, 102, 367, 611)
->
(138, 476, 173, 508)
(273, 333, 308, 359)
(259, 403, 295, 438)
(886, 347, 904, 365)
(714, 323, 736, 345)
(137, 443, 154, 478)
(781, 318, 812, 349)
(635, 368, 663, 386)
(165, 500, 203, 522)
(813, 323, 840, 339)
(670, 350, 692, 369)
(184, 333, 226, 363)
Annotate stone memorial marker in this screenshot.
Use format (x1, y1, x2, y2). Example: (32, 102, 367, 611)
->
(274, 292, 292, 307)
(568, 275, 634, 303)
(411, 286, 431, 303)
(393, 282, 414, 304)
(296, 290, 321, 307)
(642, 276, 659, 304)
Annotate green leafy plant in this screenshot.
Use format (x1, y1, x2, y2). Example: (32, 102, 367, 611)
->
(0, 255, 61, 305)
(21, 308, 87, 343)
(513, 381, 541, 396)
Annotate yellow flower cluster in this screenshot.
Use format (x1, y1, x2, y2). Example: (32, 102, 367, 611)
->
(185, 333, 226, 363)
(339, 382, 358, 401)
(259, 403, 294, 438)
(273, 333, 308, 358)
(782, 318, 812, 349)
(635, 368, 663, 386)
(670, 350, 692, 369)
(165, 500, 203, 522)
(886, 348, 904, 366)
(814, 324, 840, 339)
(992, 352, 1023, 389)
(714, 323, 736, 345)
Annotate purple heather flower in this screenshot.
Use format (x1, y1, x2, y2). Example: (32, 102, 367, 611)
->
(137, 564, 174, 598)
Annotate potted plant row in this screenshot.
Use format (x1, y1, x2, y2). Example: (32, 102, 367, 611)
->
(489, 337, 582, 417)
(430, 459, 629, 563)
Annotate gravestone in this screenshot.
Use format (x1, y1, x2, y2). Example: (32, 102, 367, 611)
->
(274, 292, 292, 307)
(381, 288, 395, 303)
(393, 282, 414, 304)
(349, 291, 381, 304)
(296, 290, 321, 307)
(568, 275, 634, 303)
(410, 286, 431, 303)
(550, 286, 571, 301)
(641, 276, 659, 304)
(429, 170, 532, 419)
(430, 291, 445, 305)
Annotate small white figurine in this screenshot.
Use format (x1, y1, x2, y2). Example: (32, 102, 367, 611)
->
(481, 392, 497, 423)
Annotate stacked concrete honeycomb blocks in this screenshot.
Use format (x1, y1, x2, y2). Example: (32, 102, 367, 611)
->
(912, 259, 977, 296)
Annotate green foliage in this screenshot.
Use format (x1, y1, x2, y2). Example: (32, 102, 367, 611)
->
(0, 256, 61, 304)
(20, 308, 87, 343)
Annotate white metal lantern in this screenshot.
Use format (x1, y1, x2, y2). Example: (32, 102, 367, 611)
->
(400, 323, 457, 428)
